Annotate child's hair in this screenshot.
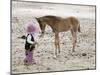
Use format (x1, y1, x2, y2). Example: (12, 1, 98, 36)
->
(27, 24, 36, 34)
(25, 22, 39, 34)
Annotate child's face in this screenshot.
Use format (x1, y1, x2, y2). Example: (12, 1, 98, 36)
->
(29, 32, 34, 35)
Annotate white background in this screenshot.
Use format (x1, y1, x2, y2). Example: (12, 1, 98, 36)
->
(0, 0, 99, 75)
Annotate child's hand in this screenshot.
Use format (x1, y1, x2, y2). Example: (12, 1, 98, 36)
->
(33, 42, 38, 45)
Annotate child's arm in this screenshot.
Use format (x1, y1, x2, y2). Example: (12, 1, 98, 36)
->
(27, 35, 35, 44)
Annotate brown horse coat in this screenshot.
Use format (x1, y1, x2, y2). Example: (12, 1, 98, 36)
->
(36, 15, 80, 56)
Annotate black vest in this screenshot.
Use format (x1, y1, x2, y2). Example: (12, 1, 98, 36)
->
(25, 34, 35, 50)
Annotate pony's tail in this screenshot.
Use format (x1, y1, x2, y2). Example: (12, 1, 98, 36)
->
(78, 24, 81, 32)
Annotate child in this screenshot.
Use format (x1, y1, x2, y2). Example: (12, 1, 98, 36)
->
(24, 24, 37, 65)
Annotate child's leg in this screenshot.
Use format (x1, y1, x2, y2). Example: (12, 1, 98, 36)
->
(27, 50, 33, 64)
(29, 47, 36, 64)
(24, 50, 28, 65)
(24, 50, 32, 65)
(24, 50, 34, 65)
(24, 45, 35, 65)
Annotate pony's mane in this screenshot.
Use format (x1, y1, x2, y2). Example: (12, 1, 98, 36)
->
(42, 15, 62, 20)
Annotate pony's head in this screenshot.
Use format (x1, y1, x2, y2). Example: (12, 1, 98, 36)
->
(35, 17, 46, 34)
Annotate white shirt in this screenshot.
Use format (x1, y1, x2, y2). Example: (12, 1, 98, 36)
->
(27, 34, 35, 44)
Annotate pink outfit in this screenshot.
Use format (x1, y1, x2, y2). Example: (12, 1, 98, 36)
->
(24, 50, 33, 65)
(24, 23, 37, 65)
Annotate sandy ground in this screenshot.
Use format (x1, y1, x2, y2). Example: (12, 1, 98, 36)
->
(11, 1, 96, 74)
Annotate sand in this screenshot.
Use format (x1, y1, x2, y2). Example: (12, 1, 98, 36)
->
(11, 1, 96, 74)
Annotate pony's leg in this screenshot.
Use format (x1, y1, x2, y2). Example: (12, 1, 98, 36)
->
(55, 33, 58, 56)
(54, 32, 60, 57)
(57, 34, 60, 53)
(73, 33, 77, 52)
(71, 30, 77, 52)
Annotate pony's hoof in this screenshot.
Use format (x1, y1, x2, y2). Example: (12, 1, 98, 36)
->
(32, 61, 36, 64)
(72, 49, 75, 52)
(73, 50, 75, 51)
(39, 34, 44, 37)
(73, 49, 76, 52)
(53, 55, 57, 59)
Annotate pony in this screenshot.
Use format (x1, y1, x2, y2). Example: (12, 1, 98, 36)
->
(36, 15, 80, 56)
